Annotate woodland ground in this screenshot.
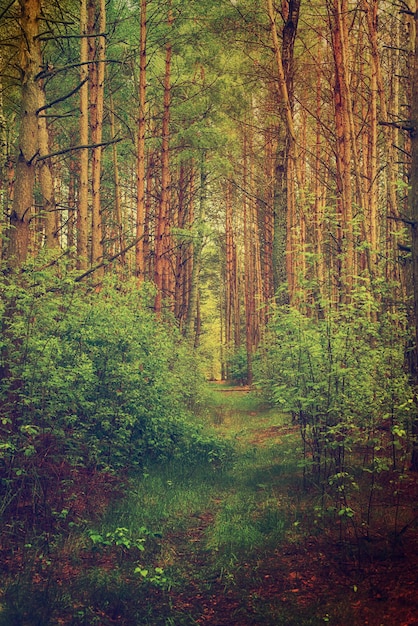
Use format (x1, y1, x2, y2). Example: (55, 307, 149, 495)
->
(1, 383, 418, 625)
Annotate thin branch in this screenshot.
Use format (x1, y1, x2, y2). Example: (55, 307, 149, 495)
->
(36, 138, 123, 161)
(38, 32, 107, 42)
(393, 143, 411, 157)
(36, 78, 88, 114)
(0, 0, 16, 21)
(35, 59, 122, 81)
(383, 45, 410, 52)
(74, 236, 143, 283)
(380, 120, 414, 132)
(387, 214, 416, 227)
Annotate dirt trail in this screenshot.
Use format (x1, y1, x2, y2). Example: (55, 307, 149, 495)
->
(165, 387, 418, 626)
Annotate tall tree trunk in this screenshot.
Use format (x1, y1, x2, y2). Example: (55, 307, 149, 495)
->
(408, 7, 418, 470)
(6, 0, 41, 268)
(37, 80, 58, 249)
(154, 6, 173, 314)
(225, 179, 234, 352)
(67, 156, 76, 253)
(108, 91, 125, 267)
(136, 0, 147, 282)
(266, 0, 301, 303)
(0, 57, 7, 258)
(262, 125, 275, 316)
(243, 149, 253, 385)
(185, 153, 206, 342)
(328, 0, 353, 296)
(77, 0, 89, 270)
(90, 0, 106, 271)
(313, 42, 327, 301)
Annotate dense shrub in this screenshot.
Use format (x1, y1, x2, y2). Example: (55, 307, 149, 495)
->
(226, 347, 248, 385)
(254, 289, 415, 482)
(0, 264, 223, 529)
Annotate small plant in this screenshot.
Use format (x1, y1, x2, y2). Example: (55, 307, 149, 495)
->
(134, 565, 171, 590)
(86, 526, 148, 552)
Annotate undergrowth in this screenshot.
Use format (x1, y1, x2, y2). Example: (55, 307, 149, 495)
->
(1, 384, 417, 625)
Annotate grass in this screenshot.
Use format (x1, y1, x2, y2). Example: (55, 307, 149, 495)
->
(3, 385, 416, 625)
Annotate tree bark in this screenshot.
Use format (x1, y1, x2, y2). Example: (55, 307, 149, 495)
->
(38, 80, 58, 249)
(6, 0, 41, 268)
(77, 0, 89, 270)
(185, 153, 206, 342)
(327, 0, 354, 297)
(408, 7, 418, 470)
(109, 89, 125, 267)
(136, 0, 147, 282)
(154, 6, 173, 314)
(90, 0, 106, 271)
(266, 0, 301, 303)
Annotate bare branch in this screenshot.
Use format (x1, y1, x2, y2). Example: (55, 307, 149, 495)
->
(36, 78, 88, 114)
(380, 120, 414, 132)
(38, 32, 107, 42)
(35, 59, 122, 81)
(36, 138, 123, 161)
(74, 236, 143, 283)
(0, 0, 16, 22)
(387, 214, 416, 227)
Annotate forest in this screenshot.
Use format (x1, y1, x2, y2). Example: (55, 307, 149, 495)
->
(1, 0, 418, 623)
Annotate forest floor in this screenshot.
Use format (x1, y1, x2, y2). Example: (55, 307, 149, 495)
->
(153, 384, 418, 626)
(1, 383, 418, 625)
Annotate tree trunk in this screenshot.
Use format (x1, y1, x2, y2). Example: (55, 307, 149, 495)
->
(90, 0, 106, 271)
(6, 0, 41, 268)
(67, 156, 76, 254)
(108, 94, 125, 267)
(136, 0, 147, 282)
(0, 57, 7, 258)
(37, 80, 58, 249)
(327, 0, 354, 297)
(185, 153, 206, 341)
(262, 125, 275, 317)
(266, 0, 300, 303)
(77, 0, 89, 270)
(154, 6, 173, 314)
(408, 8, 418, 470)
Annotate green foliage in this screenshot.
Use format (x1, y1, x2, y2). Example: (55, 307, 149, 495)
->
(255, 290, 415, 485)
(86, 526, 147, 552)
(226, 347, 248, 385)
(0, 264, 226, 529)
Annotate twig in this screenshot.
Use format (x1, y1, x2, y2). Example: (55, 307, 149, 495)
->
(36, 138, 123, 161)
(36, 78, 88, 114)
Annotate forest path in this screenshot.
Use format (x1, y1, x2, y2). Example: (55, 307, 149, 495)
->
(155, 384, 418, 626)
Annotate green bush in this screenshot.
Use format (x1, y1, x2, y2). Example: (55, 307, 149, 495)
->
(226, 347, 248, 385)
(254, 288, 415, 482)
(0, 264, 224, 529)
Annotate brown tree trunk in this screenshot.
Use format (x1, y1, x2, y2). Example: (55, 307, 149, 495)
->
(262, 125, 275, 314)
(225, 179, 234, 351)
(0, 60, 7, 258)
(266, 0, 301, 303)
(90, 0, 106, 271)
(136, 0, 147, 282)
(328, 0, 354, 296)
(185, 153, 206, 341)
(109, 89, 125, 267)
(243, 149, 253, 385)
(77, 0, 89, 270)
(6, 0, 41, 268)
(408, 8, 418, 470)
(67, 156, 76, 253)
(37, 80, 58, 249)
(154, 7, 173, 314)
